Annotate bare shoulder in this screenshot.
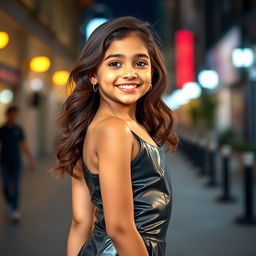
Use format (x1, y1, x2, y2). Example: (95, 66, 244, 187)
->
(97, 117, 131, 136)
(86, 117, 129, 142)
(94, 117, 133, 149)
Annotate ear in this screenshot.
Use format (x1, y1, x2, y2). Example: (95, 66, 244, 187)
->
(90, 73, 98, 85)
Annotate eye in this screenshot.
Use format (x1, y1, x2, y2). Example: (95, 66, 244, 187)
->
(108, 61, 121, 67)
(135, 61, 148, 67)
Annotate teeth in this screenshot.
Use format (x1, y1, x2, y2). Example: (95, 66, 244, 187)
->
(118, 85, 137, 89)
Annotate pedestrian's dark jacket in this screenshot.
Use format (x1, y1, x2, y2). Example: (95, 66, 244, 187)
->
(0, 124, 25, 165)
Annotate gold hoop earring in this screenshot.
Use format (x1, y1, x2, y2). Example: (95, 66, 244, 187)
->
(92, 84, 98, 92)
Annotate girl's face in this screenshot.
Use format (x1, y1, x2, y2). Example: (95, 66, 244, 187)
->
(91, 33, 152, 105)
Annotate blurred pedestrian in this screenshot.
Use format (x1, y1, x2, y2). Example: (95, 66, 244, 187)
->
(0, 105, 35, 223)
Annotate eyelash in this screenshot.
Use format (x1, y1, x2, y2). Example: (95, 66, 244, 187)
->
(136, 61, 148, 67)
(108, 61, 148, 67)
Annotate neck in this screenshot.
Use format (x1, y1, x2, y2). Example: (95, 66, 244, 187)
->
(97, 99, 137, 121)
(6, 121, 15, 127)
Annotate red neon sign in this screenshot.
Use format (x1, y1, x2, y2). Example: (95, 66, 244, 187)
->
(175, 30, 195, 89)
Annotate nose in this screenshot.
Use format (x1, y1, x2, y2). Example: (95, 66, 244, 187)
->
(122, 67, 137, 79)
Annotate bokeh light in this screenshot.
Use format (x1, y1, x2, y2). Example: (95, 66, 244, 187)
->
(29, 56, 51, 72)
(163, 89, 191, 110)
(0, 31, 9, 49)
(86, 17, 108, 39)
(0, 89, 13, 104)
(232, 48, 254, 68)
(31, 78, 43, 91)
(198, 70, 219, 89)
(52, 71, 70, 86)
(183, 82, 202, 99)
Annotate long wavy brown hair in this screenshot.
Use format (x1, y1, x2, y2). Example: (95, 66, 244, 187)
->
(52, 16, 178, 180)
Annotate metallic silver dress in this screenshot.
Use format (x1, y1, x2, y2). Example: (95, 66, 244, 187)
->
(78, 130, 172, 255)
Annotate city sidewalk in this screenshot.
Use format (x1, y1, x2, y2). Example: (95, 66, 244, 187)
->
(166, 151, 256, 256)
(0, 155, 72, 256)
(0, 152, 255, 256)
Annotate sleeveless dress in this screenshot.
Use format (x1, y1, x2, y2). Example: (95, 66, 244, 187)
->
(78, 130, 172, 256)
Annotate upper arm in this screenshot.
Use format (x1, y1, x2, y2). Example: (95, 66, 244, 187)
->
(71, 160, 95, 229)
(96, 118, 135, 236)
(18, 126, 26, 141)
(19, 127, 26, 146)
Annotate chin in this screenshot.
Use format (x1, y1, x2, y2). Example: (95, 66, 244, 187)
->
(118, 98, 138, 105)
(121, 100, 136, 105)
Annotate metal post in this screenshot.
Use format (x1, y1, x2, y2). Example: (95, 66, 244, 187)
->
(198, 138, 207, 176)
(235, 151, 256, 225)
(205, 140, 218, 187)
(216, 145, 236, 203)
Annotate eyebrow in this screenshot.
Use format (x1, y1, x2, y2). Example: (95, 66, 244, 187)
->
(104, 53, 150, 61)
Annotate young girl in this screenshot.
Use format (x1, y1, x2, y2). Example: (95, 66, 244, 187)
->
(53, 16, 178, 256)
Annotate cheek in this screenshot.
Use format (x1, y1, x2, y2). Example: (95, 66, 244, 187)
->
(103, 71, 116, 82)
(143, 70, 152, 82)
(97, 67, 117, 85)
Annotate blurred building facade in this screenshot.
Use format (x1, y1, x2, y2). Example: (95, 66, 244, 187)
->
(170, 0, 256, 147)
(0, 0, 82, 156)
(2, 0, 256, 157)
(203, 0, 256, 144)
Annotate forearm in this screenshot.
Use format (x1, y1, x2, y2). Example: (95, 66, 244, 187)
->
(21, 141, 33, 160)
(110, 228, 149, 256)
(67, 222, 93, 256)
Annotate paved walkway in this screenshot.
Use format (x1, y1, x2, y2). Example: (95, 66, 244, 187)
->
(0, 152, 255, 256)
(166, 151, 256, 256)
(0, 156, 72, 256)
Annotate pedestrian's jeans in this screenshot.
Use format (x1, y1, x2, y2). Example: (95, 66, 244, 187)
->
(1, 162, 22, 211)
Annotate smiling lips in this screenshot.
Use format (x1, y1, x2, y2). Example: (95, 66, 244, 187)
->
(115, 83, 140, 93)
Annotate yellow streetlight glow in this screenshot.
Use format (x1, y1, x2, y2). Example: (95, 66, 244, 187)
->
(0, 32, 9, 49)
(29, 56, 51, 72)
(66, 79, 76, 95)
(52, 70, 70, 86)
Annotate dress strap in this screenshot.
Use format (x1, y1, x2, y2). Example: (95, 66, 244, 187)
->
(124, 120, 162, 148)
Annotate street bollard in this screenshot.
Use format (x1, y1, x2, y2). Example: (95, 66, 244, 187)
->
(235, 151, 256, 225)
(205, 140, 218, 188)
(216, 144, 237, 203)
(190, 137, 198, 167)
(194, 141, 200, 167)
(183, 138, 190, 160)
(198, 138, 207, 176)
(196, 139, 203, 169)
(185, 137, 197, 167)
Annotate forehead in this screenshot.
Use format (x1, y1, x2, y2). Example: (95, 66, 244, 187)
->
(104, 34, 149, 57)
